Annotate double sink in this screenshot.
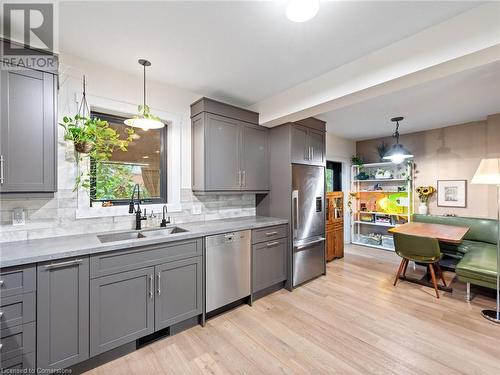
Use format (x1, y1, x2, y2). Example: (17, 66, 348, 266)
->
(97, 226, 188, 243)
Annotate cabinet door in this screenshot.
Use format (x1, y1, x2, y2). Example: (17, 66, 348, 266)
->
(333, 226, 344, 259)
(252, 238, 287, 293)
(325, 227, 335, 262)
(90, 267, 154, 356)
(290, 124, 309, 164)
(0, 68, 56, 192)
(37, 257, 89, 370)
(241, 125, 269, 191)
(309, 129, 325, 165)
(205, 113, 241, 191)
(154, 258, 202, 331)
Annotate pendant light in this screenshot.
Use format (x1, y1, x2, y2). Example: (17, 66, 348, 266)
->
(124, 59, 164, 130)
(383, 117, 413, 164)
(286, 0, 320, 23)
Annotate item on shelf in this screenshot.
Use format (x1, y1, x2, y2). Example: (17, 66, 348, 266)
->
(397, 186, 407, 192)
(392, 215, 408, 225)
(359, 213, 375, 222)
(356, 171, 370, 180)
(382, 235, 395, 249)
(373, 183, 383, 191)
(360, 233, 382, 246)
(375, 214, 391, 224)
(384, 170, 393, 179)
(375, 169, 385, 179)
(360, 202, 367, 212)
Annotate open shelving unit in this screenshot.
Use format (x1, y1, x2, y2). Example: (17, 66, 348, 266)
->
(350, 161, 413, 251)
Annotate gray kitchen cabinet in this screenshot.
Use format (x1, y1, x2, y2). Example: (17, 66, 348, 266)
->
(290, 122, 325, 166)
(309, 129, 325, 165)
(0, 67, 57, 193)
(252, 226, 288, 294)
(241, 125, 269, 191)
(154, 257, 202, 330)
(205, 113, 241, 191)
(191, 97, 269, 193)
(290, 124, 310, 164)
(37, 257, 89, 370)
(90, 267, 154, 356)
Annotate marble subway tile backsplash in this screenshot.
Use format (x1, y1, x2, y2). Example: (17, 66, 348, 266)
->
(0, 189, 256, 243)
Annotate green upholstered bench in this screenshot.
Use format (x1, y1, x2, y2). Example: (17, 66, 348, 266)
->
(413, 214, 498, 300)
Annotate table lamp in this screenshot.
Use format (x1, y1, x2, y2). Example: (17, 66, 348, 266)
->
(471, 158, 500, 324)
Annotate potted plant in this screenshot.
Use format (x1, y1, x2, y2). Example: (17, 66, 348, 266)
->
(416, 186, 436, 215)
(376, 142, 388, 162)
(351, 154, 369, 180)
(60, 115, 134, 190)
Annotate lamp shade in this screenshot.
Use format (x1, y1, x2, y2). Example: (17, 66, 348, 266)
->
(382, 143, 414, 164)
(471, 158, 500, 185)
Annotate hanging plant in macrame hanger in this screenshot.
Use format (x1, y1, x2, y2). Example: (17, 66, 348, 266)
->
(59, 76, 134, 190)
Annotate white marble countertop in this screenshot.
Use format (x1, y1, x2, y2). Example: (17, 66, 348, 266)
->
(0, 216, 288, 268)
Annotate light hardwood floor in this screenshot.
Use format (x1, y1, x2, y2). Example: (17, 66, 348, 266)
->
(85, 245, 500, 375)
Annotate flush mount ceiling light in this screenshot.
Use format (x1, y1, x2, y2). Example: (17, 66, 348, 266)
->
(124, 59, 164, 131)
(383, 116, 414, 164)
(286, 0, 320, 23)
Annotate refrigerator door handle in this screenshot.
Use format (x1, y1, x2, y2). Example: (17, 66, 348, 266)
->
(292, 189, 299, 238)
(295, 237, 326, 251)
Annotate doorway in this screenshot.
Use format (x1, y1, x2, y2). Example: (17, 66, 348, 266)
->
(326, 161, 344, 261)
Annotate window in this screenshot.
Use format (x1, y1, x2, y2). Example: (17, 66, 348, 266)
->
(90, 112, 167, 205)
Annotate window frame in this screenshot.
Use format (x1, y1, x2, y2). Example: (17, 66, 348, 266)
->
(89, 111, 168, 206)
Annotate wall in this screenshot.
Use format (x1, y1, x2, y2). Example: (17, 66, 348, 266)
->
(0, 54, 256, 243)
(356, 114, 500, 219)
(325, 133, 356, 242)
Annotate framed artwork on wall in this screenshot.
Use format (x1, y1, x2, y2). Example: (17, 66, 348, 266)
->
(437, 180, 467, 208)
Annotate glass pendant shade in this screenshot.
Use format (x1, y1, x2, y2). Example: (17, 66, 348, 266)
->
(125, 59, 163, 131)
(383, 116, 413, 164)
(383, 143, 414, 164)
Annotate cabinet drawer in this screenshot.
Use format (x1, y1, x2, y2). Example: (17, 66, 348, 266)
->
(0, 322, 35, 362)
(252, 225, 287, 244)
(0, 351, 35, 371)
(0, 292, 35, 330)
(252, 238, 287, 292)
(90, 238, 202, 278)
(0, 266, 36, 298)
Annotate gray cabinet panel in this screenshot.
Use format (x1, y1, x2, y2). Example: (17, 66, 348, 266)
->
(0, 68, 56, 193)
(37, 257, 89, 370)
(0, 351, 35, 372)
(90, 238, 202, 278)
(0, 265, 36, 298)
(252, 238, 287, 293)
(90, 267, 154, 356)
(206, 114, 240, 191)
(309, 129, 325, 165)
(252, 225, 288, 245)
(155, 257, 202, 330)
(0, 322, 35, 362)
(0, 292, 36, 330)
(290, 124, 309, 164)
(241, 125, 269, 191)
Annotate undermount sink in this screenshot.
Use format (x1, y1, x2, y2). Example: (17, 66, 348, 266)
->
(141, 226, 188, 237)
(97, 226, 188, 243)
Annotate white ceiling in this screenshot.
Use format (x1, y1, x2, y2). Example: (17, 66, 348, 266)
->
(318, 61, 500, 140)
(59, 1, 480, 107)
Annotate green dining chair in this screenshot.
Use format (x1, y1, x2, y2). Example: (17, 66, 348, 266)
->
(393, 232, 447, 298)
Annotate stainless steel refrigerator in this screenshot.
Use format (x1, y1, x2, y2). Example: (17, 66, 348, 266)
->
(291, 164, 326, 287)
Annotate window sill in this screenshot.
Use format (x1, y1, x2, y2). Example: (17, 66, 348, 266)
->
(75, 202, 182, 219)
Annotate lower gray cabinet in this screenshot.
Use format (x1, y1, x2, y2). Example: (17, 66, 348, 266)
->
(90, 267, 154, 356)
(252, 238, 287, 293)
(155, 257, 202, 330)
(37, 257, 89, 370)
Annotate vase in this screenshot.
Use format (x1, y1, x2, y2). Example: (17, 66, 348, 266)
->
(418, 202, 428, 215)
(74, 141, 94, 154)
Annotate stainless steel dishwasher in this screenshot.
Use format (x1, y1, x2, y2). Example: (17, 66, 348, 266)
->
(205, 230, 251, 313)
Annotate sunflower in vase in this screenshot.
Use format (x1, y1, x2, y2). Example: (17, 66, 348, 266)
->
(416, 186, 436, 215)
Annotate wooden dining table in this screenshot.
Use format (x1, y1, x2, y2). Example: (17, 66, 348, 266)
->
(388, 222, 470, 292)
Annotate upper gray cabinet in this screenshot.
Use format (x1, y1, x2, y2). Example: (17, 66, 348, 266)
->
(0, 58, 58, 193)
(290, 119, 326, 166)
(191, 97, 269, 193)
